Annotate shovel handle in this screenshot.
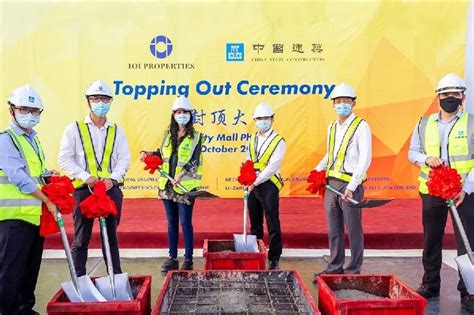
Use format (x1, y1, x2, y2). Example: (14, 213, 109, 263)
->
(325, 185, 359, 205)
(99, 217, 116, 299)
(243, 188, 249, 240)
(448, 200, 474, 264)
(57, 212, 83, 301)
(157, 167, 191, 193)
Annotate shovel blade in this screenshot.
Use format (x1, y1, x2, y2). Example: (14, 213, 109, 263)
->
(455, 254, 474, 295)
(352, 198, 393, 208)
(62, 276, 106, 302)
(233, 234, 259, 252)
(96, 273, 133, 301)
(61, 281, 83, 302)
(184, 190, 219, 199)
(79, 276, 107, 302)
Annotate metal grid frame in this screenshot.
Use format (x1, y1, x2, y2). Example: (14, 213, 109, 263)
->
(161, 271, 313, 314)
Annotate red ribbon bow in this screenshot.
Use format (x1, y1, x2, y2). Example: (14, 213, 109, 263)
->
(79, 181, 118, 219)
(238, 160, 257, 186)
(427, 165, 462, 200)
(144, 155, 163, 174)
(306, 170, 327, 197)
(39, 176, 75, 237)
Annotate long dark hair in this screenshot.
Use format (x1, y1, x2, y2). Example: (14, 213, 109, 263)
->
(169, 111, 194, 152)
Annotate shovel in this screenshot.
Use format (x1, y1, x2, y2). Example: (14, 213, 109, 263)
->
(448, 199, 474, 294)
(234, 188, 259, 252)
(57, 212, 106, 302)
(95, 216, 133, 301)
(157, 167, 218, 199)
(325, 185, 393, 208)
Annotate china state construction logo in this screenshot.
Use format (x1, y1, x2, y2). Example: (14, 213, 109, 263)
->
(150, 35, 173, 59)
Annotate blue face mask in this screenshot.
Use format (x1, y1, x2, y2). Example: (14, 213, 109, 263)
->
(91, 102, 110, 117)
(334, 103, 352, 117)
(16, 113, 40, 129)
(256, 119, 272, 132)
(174, 113, 191, 126)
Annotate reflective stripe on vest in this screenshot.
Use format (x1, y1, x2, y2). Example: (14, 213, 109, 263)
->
(0, 129, 46, 226)
(249, 132, 284, 191)
(72, 121, 118, 188)
(327, 117, 366, 183)
(158, 130, 203, 194)
(418, 112, 474, 194)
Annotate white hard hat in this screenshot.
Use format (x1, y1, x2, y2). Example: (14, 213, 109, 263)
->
(436, 73, 466, 94)
(253, 102, 274, 119)
(85, 80, 113, 97)
(171, 96, 194, 111)
(331, 83, 357, 100)
(7, 85, 43, 109)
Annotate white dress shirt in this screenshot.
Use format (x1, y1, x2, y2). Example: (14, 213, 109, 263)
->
(246, 128, 286, 187)
(316, 113, 372, 192)
(58, 114, 130, 182)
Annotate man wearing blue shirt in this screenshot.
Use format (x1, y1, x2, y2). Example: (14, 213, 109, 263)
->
(0, 85, 58, 315)
(409, 73, 474, 312)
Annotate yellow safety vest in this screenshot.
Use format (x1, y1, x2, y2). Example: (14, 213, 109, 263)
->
(417, 112, 474, 194)
(72, 121, 119, 188)
(249, 132, 284, 191)
(0, 129, 46, 226)
(327, 117, 367, 183)
(158, 130, 203, 194)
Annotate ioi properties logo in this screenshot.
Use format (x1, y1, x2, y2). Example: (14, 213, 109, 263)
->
(127, 35, 194, 70)
(150, 35, 173, 59)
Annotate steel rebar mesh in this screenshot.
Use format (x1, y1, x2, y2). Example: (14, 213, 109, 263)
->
(160, 271, 314, 314)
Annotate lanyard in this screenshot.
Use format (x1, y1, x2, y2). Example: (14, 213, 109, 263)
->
(254, 130, 274, 160)
(85, 123, 111, 170)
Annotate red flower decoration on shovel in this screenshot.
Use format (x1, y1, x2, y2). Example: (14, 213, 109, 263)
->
(79, 181, 117, 219)
(427, 165, 462, 200)
(143, 155, 163, 174)
(40, 176, 75, 236)
(238, 160, 257, 186)
(306, 170, 327, 197)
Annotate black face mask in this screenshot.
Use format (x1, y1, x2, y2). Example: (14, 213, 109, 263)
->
(440, 96, 462, 113)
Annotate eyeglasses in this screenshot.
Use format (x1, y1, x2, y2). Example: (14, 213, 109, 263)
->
(13, 106, 42, 116)
(88, 96, 112, 103)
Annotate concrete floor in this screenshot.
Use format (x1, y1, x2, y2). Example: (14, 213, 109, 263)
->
(34, 256, 469, 314)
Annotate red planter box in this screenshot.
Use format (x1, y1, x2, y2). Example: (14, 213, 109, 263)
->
(47, 275, 151, 315)
(153, 270, 319, 314)
(203, 239, 267, 270)
(317, 274, 426, 315)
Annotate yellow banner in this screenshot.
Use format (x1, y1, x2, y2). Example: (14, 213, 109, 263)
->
(0, 1, 469, 198)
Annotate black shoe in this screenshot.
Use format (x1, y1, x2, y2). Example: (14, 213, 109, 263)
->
(269, 260, 280, 270)
(462, 295, 474, 313)
(415, 284, 439, 299)
(181, 259, 193, 270)
(161, 258, 179, 272)
(313, 269, 344, 283)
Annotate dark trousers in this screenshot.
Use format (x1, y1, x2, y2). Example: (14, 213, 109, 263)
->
(0, 220, 44, 315)
(162, 199, 194, 261)
(248, 181, 282, 261)
(71, 186, 123, 277)
(421, 193, 474, 295)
